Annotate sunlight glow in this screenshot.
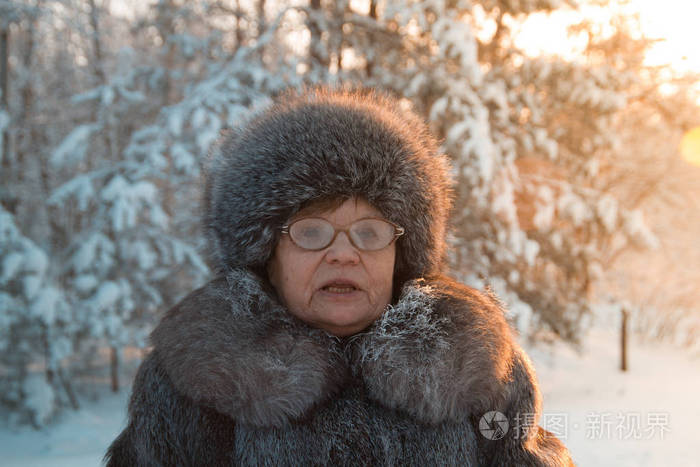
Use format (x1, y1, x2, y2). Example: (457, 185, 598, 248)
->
(514, 0, 700, 74)
(633, 0, 700, 73)
(680, 127, 700, 167)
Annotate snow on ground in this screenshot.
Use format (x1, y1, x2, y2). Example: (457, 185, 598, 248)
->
(2, 389, 129, 467)
(1, 326, 698, 466)
(527, 328, 700, 467)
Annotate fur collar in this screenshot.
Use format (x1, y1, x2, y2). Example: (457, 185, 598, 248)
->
(151, 269, 516, 428)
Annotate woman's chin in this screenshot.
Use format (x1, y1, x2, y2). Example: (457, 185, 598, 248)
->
(318, 319, 371, 337)
(308, 297, 378, 335)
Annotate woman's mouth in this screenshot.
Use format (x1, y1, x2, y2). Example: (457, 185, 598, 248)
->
(320, 280, 360, 294)
(322, 285, 357, 293)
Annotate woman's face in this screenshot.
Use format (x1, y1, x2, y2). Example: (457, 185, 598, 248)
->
(268, 197, 396, 337)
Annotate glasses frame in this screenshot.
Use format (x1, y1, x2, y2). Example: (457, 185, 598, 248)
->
(280, 216, 405, 251)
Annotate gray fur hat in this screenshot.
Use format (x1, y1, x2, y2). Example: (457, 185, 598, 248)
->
(204, 87, 453, 287)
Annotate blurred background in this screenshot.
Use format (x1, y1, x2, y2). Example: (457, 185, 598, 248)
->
(0, 0, 698, 465)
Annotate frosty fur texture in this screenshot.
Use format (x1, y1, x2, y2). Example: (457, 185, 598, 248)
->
(351, 276, 516, 425)
(106, 270, 573, 466)
(106, 88, 572, 466)
(150, 270, 348, 428)
(204, 88, 453, 285)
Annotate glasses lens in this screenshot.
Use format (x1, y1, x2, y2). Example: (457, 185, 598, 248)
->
(288, 218, 334, 249)
(349, 219, 396, 251)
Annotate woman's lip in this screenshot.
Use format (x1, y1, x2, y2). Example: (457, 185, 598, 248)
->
(317, 287, 363, 301)
(317, 280, 363, 300)
(319, 279, 361, 290)
(323, 285, 358, 293)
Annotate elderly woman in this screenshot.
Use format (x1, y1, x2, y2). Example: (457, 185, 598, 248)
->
(105, 88, 573, 466)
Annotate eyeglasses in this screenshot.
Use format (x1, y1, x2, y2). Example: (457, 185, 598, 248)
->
(280, 217, 405, 251)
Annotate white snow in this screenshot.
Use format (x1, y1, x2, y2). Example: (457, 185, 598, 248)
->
(1, 252, 24, 283)
(1, 324, 696, 466)
(167, 108, 185, 136)
(130, 240, 157, 271)
(491, 175, 518, 225)
(195, 115, 222, 154)
(100, 176, 129, 202)
(89, 281, 121, 311)
(526, 327, 700, 466)
(71, 234, 114, 273)
(23, 375, 56, 428)
(129, 181, 157, 204)
(149, 204, 170, 229)
(623, 209, 660, 249)
(22, 245, 49, 274)
(0, 292, 18, 316)
(74, 274, 99, 294)
(558, 191, 593, 226)
(0, 389, 129, 467)
(50, 125, 98, 168)
(432, 17, 479, 78)
(171, 143, 197, 174)
(22, 274, 43, 301)
(101, 86, 115, 107)
(0, 207, 20, 241)
(534, 201, 555, 231)
(523, 238, 540, 266)
(99, 177, 162, 231)
(597, 195, 618, 232)
(49, 174, 95, 211)
(28, 286, 63, 325)
(533, 185, 555, 231)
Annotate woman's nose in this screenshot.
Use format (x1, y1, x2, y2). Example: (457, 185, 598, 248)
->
(324, 231, 360, 264)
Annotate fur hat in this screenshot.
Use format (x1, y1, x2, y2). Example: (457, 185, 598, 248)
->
(204, 87, 453, 287)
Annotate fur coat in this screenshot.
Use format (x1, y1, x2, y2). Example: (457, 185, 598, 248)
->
(105, 269, 574, 466)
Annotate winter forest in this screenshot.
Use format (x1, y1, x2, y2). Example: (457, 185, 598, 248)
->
(1, 0, 700, 463)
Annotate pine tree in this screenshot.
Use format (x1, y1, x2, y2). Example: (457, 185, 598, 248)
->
(1, 0, 698, 425)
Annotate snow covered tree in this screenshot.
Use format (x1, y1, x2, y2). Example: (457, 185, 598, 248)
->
(2, 0, 698, 425)
(0, 207, 76, 427)
(0, 0, 86, 427)
(573, 10, 700, 350)
(289, 0, 690, 341)
(44, 0, 312, 396)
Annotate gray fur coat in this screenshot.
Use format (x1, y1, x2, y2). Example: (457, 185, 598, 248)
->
(105, 269, 573, 466)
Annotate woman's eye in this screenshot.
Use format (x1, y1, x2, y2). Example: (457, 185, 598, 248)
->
(300, 227, 321, 238)
(357, 228, 378, 239)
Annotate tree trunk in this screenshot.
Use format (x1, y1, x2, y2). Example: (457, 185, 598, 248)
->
(234, 0, 244, 52)
(58, 367, 80, 410)
(16, 5, 38, 174)
(16, 4, 53, 246)
(308, 0, 329, 71)
(256, 0, 266, 38)
(110, 346, 120, 392)
(0, 26, 9, 169)
(364, 0, 377, 77)
(88, 0, 106, 84)
(620, 307, 628, 372)
(0, 25, 14, 213)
